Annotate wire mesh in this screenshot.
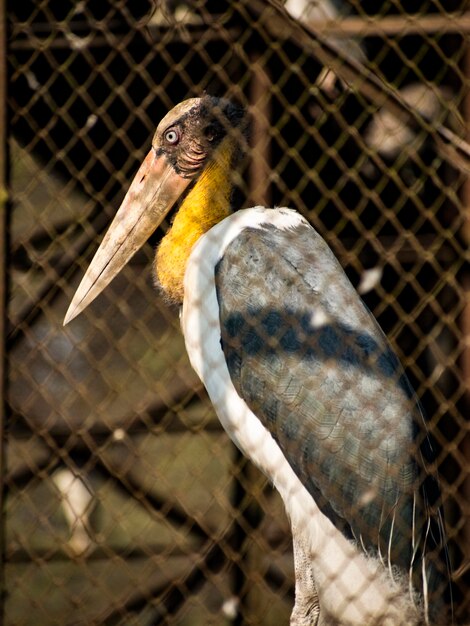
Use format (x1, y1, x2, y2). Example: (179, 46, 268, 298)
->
(3, 0, 470, 624)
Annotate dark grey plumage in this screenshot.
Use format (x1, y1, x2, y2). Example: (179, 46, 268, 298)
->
(215, 222, 451, 622)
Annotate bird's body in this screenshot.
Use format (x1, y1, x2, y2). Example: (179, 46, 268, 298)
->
(182, 205, 447, 625)
(65, 96, 452, 625)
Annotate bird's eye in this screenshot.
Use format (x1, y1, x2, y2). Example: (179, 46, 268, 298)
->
(164, 129, 179, 145)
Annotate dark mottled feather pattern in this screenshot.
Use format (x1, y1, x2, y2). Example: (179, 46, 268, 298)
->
(214, 222, 450, 616)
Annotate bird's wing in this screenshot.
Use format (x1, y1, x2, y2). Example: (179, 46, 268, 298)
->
(214, 219, 450, 602)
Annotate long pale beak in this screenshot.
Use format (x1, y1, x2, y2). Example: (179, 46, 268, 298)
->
(64, 150, 191, 325)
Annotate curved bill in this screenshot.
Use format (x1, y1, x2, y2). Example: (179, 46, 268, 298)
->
(64, 150, 191, 325)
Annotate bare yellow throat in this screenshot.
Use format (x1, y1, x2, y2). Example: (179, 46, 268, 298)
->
(155, 137, 235, 304)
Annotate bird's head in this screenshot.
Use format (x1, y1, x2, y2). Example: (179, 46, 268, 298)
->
(64, 96, 247, 324)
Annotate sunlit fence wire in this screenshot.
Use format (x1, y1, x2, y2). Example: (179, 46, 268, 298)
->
(3, 0, 470, 624)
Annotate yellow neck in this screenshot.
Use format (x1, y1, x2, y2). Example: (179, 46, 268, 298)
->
(155, 138, 234, 303)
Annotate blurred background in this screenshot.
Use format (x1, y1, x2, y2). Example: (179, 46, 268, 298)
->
(2, 0, 470, 624)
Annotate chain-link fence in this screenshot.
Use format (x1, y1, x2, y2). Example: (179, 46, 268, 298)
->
(3, 0, 470, 624)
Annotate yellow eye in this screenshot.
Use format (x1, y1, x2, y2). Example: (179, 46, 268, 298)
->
(164, 129, 179, 145)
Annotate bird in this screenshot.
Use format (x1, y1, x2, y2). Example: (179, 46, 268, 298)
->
(64, 96, 452, 625)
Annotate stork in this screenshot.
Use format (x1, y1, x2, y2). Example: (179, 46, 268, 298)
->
(64, 96, 452, 625)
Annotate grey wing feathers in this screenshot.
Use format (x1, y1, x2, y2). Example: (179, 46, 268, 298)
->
(214, 221, 451, 620)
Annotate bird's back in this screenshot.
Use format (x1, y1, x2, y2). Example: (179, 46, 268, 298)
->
(210, 209, 451, 622)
